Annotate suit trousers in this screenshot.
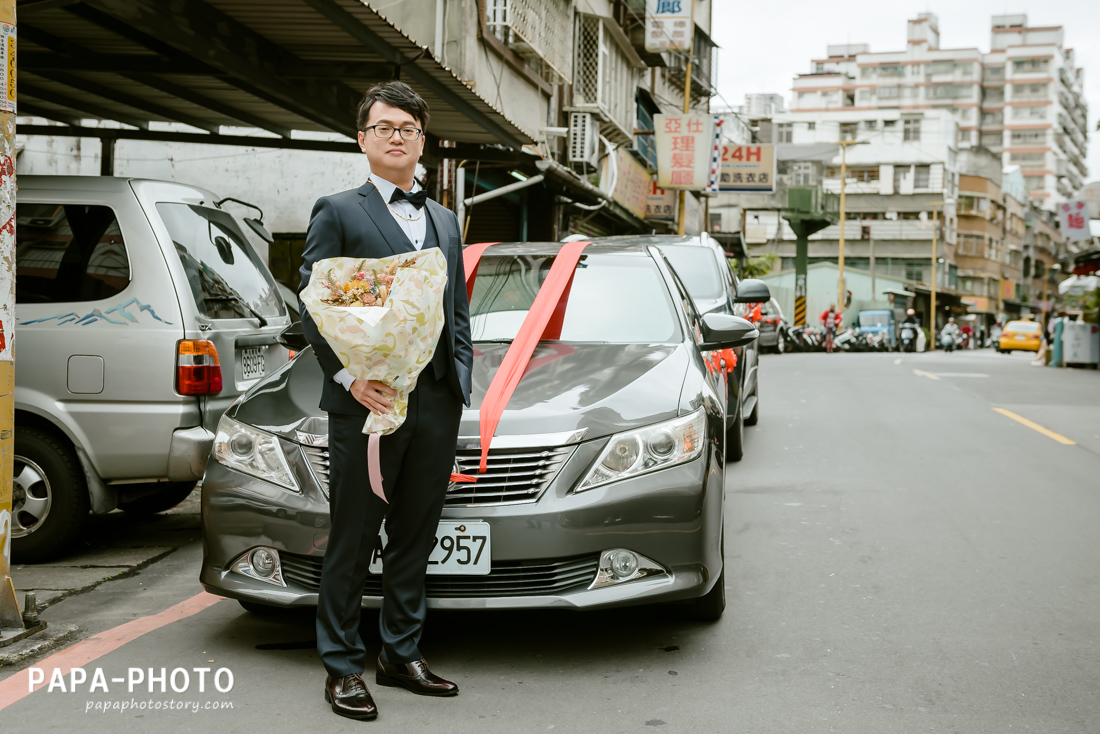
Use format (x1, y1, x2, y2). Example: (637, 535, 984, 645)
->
(316, 370, 463, 676)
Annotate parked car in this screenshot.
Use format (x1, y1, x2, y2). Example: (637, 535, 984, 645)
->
(200, 240, 758, 621)
(756, 298, 789, 353)
(997, 319, 1041, 353)
(13, 176, 291, 562)
(648, 234, 770, 461)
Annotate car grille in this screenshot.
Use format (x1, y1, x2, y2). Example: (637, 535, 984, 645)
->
(300, 444, 575, 506)
(279, 552, 599, 598)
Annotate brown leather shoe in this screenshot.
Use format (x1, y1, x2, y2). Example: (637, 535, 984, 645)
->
(376, 655, 459, 697)
(324, 674, 379, 720)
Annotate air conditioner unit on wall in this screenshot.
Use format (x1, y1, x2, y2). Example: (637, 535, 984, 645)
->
(568, 112, 599, 168)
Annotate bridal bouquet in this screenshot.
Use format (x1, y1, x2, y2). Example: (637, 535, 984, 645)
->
(301, 248, 448, 437)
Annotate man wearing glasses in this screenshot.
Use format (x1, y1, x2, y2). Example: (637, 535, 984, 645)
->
(298, 80, 473, 722)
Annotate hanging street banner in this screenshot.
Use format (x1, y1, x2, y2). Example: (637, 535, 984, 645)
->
(718, 144, 776, 193)
(654, 113, 715, 190)
(645, 180, 677, 221)
(1058, 200, 1093, 242)
(644, 0, 694, 53)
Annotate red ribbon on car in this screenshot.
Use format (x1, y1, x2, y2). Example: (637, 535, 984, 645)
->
(462, 240, 591, 473)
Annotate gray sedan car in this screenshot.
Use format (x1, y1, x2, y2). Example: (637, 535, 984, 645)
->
(199, 241, 758, 620)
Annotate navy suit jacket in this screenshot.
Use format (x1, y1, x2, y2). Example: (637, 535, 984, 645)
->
(298, 180, 473, 416)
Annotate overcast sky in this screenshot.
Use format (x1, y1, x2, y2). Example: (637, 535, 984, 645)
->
(711, 1, 1099, 183)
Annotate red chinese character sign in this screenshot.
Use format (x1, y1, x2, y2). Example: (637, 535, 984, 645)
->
(717, 145, 776, 193)
(654, 114, 714, 190)
(1059, 200, 1092, 242)
(645, 0, 694, 53)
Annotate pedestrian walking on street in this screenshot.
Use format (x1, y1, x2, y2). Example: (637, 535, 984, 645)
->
(820, 303, 841, 353)
(298, 81, 473, 721)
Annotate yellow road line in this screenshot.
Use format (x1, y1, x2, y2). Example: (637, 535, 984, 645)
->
(913, 369, 940, 380)
(993, 408, 1076, 445)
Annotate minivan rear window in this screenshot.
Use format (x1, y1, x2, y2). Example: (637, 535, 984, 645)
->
(16, 203, 130, 304)
(157, 203, 284, 319)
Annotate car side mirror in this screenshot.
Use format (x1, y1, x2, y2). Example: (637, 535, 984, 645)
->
(734, 278, 771, 303)
(700, 313, 759, 350)
(277, 321, 309, 351)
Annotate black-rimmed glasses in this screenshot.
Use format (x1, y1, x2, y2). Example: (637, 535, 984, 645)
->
(362, 124, 423, 141)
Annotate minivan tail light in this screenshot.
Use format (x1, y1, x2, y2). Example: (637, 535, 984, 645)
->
(177, 340, 223, 395)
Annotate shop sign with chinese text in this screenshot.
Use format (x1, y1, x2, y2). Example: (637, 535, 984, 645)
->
(1059, 200, 1093, 242)
(607, 147, 651, 220)
(645, 180, 677, 221)
(644, 0, 694, 53)
(718, 145, 776, 193)
(654, 114, 714, 190)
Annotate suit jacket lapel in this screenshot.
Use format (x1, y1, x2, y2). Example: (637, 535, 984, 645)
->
(357, 181, 415, 256)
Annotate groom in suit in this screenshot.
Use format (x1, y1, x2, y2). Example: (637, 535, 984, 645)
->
(298, 81, 473, 722)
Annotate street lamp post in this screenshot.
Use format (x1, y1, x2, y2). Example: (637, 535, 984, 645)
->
(835, 139, 868, 313)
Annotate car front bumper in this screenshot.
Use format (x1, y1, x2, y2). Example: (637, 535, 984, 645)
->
(199, 439, 725, 611)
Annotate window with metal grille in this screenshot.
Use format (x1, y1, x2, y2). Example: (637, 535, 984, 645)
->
(776, 123, 793, 143)
(485, 0, 573, 82)
(574, 14, 636, 141)
(1010, 129, 1047, 145)
(904, 261, 924, 282)
(903, 118, 921, 141)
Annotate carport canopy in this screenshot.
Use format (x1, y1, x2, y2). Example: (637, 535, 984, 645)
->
(17, 0, 535, 152)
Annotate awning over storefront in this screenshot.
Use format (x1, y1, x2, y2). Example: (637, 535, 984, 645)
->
(17, 0, 535, 151)
(1072, 248, 1100, 276)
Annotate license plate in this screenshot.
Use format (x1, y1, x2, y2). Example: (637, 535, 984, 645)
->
(369, 521, 490, 576)
(1015, 334, 1027, 340)
(240, 346, 266, 379)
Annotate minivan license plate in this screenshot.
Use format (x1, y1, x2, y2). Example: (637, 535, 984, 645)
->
(240, 347, 266, 379)
(369, 522, 490, 576)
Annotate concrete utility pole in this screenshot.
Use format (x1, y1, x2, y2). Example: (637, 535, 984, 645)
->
(928, 199, 951, 341)
(0, 0, 20, 633)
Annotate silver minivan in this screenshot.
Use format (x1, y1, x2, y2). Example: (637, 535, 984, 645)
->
(14, 176, 291, 562)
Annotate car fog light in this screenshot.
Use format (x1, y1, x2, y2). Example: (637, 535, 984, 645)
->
(589, 548, 667, 590)
(251, 548, 277, 578)
(610, 550, 639, 579)
(230, 547, 286, 587)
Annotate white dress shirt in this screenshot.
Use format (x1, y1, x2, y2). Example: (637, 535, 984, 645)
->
(333, 174, 429, 392)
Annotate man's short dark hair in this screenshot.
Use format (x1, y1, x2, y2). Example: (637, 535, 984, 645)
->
(356, 81, 430, 132)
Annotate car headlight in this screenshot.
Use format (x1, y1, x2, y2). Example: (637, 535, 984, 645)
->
(577, 409, 706, 492)
(213, 414, 298, 491)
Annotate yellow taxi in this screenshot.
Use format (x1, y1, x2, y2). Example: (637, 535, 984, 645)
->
(998, 319, 1042, 352)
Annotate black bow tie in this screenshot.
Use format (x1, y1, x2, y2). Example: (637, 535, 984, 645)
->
(389, 188, 429, 210)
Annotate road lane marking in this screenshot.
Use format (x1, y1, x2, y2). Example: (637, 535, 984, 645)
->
(993, 408, 1076, 446)
(893, 358, 902, 365)
(0, 591, 223, 711)
(933, 372, 989, 378)
(913, 369, 940, 380)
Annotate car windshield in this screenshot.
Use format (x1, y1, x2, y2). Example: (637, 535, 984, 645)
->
(659, 247, 725, 300)
(156, 203, 285, 319)
(1007, 321, 1040, 333)
(469, 252, 681, 343)
(859, 312, 891, 328)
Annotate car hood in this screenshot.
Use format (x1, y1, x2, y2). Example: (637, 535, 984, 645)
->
(233, 343, 690, 444)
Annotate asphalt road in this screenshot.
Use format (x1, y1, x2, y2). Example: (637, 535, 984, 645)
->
(2, 349, 1099, 733)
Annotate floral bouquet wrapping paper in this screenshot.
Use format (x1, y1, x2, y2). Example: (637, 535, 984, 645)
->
(300, 248, 448, 437)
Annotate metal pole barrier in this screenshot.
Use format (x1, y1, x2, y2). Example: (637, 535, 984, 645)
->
(0, 0, 22, 633)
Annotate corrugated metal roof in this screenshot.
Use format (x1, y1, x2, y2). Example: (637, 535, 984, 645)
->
(18, 0, 535, 148)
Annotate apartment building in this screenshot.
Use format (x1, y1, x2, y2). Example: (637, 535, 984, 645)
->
(788, 13, 1088, 212)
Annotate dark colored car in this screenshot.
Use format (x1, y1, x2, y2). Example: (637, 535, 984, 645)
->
(646, 235, 770, 462)
(200, 240, 759, 621)
(757, 298, 789, 353)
